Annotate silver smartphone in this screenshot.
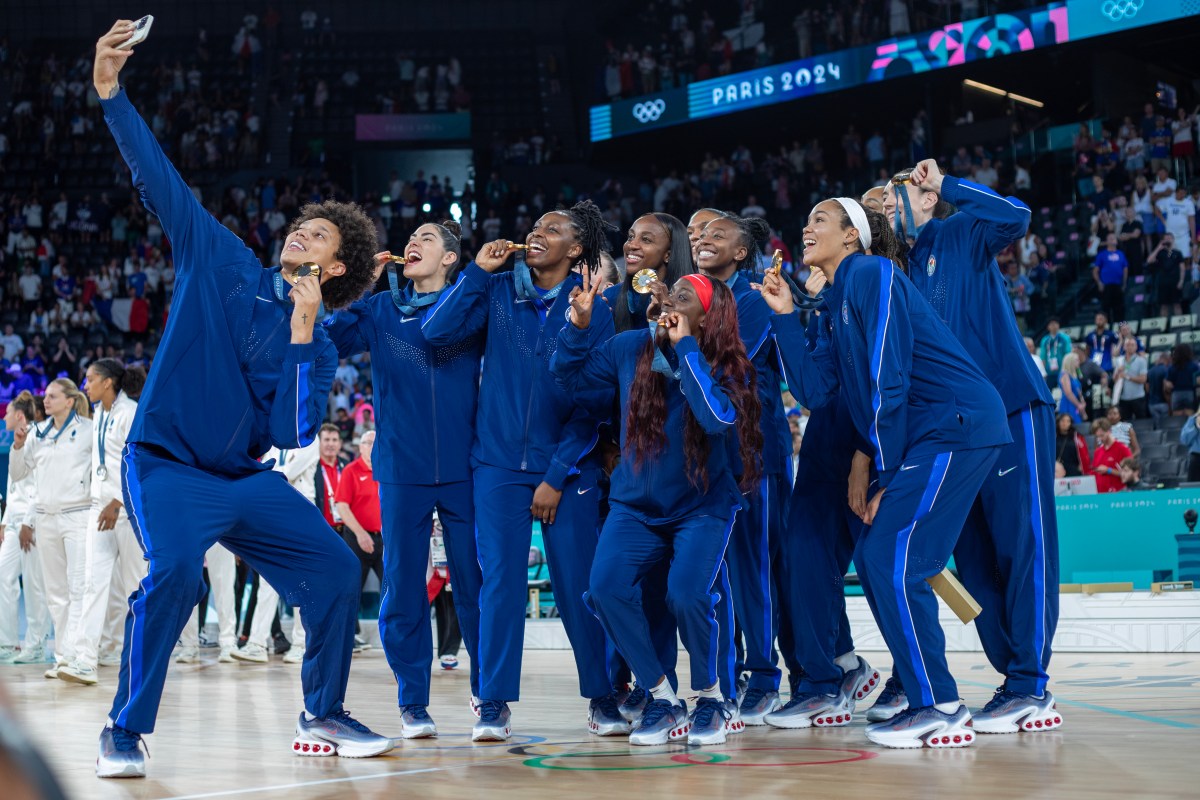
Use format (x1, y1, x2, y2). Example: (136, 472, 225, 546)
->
(117, 15, 154, 50)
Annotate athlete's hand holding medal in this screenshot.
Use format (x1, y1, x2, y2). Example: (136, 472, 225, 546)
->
(754, 269, 795, 315)
(475, 238, 528, 273)
(289, 265, 323, 344)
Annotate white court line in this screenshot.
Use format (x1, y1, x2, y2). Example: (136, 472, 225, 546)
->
(158, 756, 518, 800)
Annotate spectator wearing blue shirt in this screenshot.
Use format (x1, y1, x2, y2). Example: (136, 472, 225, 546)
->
(127, 268, 148, 298)
(53, 274, 76, 304)
(1165, 343, 1200, 416)
(1086, 313, 1120, 374)
(1092, 234, 1128, 324)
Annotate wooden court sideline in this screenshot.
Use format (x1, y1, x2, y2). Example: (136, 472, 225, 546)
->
(5, 650, 1198, 799)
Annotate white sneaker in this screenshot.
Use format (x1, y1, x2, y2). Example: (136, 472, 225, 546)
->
(0, 645, 18, 663)
(44, 662, 64, 679)
(98, 652, 122, 668)
(232, 643, 269, 663)
(175, 647, 200, 664)
(58, 660, 99, 685)
(14, 644, 47, 664)
(439, 654, 459, 670)
(283, 649, 304, 664)
(218, 647, 235, 663)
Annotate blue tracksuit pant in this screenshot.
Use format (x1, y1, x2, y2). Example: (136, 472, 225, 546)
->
(111, 444, 360, 733)
(857, 446, 1000, 709)
(725, 473, 789, 691)
(473, 465, 610, 701)
(954, 403, 1059, 697)
(606, 560, 679, 693)
(782, 477, 863, 696)
(378, 480, 482, 707)
(589, 504, 738, 692)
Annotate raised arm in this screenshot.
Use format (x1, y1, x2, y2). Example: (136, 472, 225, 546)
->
(769, 311, 839, 411)
(324, 297, 376, 359)
(419, 262, 491, 345)
(674, 336, 738, 435)
(94, 22, 244, 273)
(269, 338, 337, 450)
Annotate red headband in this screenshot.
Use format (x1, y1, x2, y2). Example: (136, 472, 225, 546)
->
(681, 274, 714, 312)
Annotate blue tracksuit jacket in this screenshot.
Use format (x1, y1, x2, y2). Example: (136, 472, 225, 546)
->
(551, 326, 743, 522)
(421, 263, 613, 488)
(793, 314, 870, 486)
(771, 253, 1011, 488)
(907, 176, 1051, 414)
(101, 88, 335, 474)
(325, 292, 482, 484)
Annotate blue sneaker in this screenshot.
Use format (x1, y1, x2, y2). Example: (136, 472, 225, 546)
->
(619, 684, 650, 723)
(688, 697, 730, 746)
(840, 656, 881, 706)
(589, 693, 632, 736)
(629, 698, 689, 746)
(764, 689, 853, 729)
(738, 687, 782, 725)
(472, 700, 512, 742)
(865, 702, 974, 749)
(724, 699, 745, 734)
(865, 676, 908, 722)
(293, 710, 393, 758)
(972, 688, 1063, 734)
(400, 705, 437, 739)
(96, 724, 146, 778)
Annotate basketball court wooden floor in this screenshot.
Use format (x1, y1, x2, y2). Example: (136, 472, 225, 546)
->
(5, 650, 1198, 799)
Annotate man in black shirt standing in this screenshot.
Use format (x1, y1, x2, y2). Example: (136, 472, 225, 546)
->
(1148, 233, 1186, 317)
(1117, 205, 1144, 275)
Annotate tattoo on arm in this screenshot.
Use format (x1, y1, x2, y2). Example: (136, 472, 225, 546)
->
(302, 313, 308, 324)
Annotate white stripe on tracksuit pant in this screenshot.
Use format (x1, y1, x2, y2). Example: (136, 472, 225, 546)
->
(0, 530, 51, 647)
(73, 506, 147, 668)
(37, 508, 90, 665)
(181, 543, 237, 649)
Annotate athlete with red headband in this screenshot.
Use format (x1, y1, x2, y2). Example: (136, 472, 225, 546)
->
(552, 270, 762, 748)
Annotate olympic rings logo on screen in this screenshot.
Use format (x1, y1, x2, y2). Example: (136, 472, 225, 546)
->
(1102, 0, 1144, 21)
(632, 99, 667, 123)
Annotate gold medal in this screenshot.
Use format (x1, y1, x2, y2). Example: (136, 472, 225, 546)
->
(632, 269, 658, 294)
(769, 249, 783, 276)
(291, 262, 321, 283)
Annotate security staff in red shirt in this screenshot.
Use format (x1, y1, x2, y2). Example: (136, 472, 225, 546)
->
(334, 431, 384, 596)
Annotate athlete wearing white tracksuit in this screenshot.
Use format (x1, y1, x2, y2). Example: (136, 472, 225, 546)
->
(9, 389, 93, 674)
(61, 390, 144, 681)
(0, 462, 51, 660)
(236, 439, 321, 660)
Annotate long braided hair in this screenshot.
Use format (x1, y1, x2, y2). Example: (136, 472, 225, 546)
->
(562, 199, 618, 271)
(625, 280, 763, 492)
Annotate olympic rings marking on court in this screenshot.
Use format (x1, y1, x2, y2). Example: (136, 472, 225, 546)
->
(400, 734, 547, 751)
(1101, 0, 1143, 21)
(524, 749, 732, 771)
(670, 747, 877, 768)
(632, 99, 666, 123)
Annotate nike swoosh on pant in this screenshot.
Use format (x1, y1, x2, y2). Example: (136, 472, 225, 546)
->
(998, 467, 1017, 477)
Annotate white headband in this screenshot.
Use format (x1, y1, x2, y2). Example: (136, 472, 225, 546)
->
(833, 197, 872, 251)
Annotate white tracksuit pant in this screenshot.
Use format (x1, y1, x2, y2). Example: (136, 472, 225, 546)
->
(245, 575, 305, 651)
(0, 531, 51, 648)
(37, 508, 89, 665)
(73, 507, 147, 668)
(181, 543, 237, 649)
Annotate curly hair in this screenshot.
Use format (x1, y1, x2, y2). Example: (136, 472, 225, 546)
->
(625, 280, 763, 492)
(288, 201, 379, 310)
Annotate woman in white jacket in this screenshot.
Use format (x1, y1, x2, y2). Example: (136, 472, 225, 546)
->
(59, 360, 145, 685)
(9, 378, 92, 678)
(0, 391, 51, 663)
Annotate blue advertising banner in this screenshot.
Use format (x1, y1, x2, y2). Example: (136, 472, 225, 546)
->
(590, 0, 1199, 142)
